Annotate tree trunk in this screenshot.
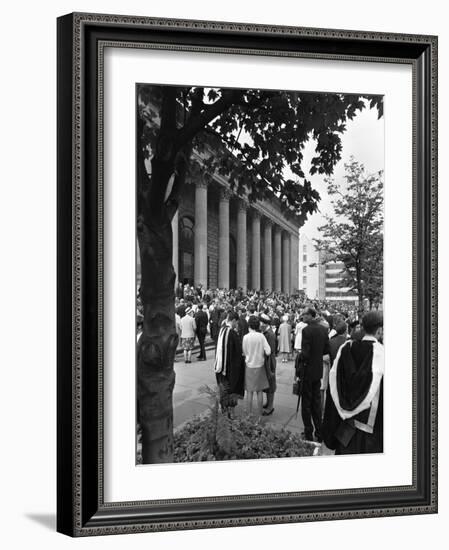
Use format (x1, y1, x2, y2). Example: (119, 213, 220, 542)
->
(135, 85, 232, 463)
(137, 157, 179, 464)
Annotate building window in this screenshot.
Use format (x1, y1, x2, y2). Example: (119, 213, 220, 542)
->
(303, 266, 307, 273)
(303, 276, 307, 285)
(303, 254, 307, 262)
(303, 245, 307, 252)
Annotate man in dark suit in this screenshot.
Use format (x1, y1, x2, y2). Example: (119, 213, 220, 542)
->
(300, 307, 330, 442)
(194, 304, 209, 360)
(329, 320, 349, 364)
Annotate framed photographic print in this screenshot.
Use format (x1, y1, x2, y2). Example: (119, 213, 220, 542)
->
(57, 12, 438, 536)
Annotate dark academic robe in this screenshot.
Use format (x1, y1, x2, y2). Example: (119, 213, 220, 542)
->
(329, 334, 348, 364)
(215, 327, 245, 408)
(263, 328, 277, 394)
(237, 315, 249, 342)
(322, 339, 384, 454)
(209, 307, 223, 342)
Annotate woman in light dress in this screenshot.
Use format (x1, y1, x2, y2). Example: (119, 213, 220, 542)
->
(294, 314, 307, 355)
(278, 315, 291, 363)
(179, 307, 196, 363)
(242, 316, 271, 416)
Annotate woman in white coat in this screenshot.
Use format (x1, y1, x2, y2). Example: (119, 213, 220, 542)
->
(294, 315, 307, 356)
(180, 308, 196, 363)
(278, 315, 291, 363)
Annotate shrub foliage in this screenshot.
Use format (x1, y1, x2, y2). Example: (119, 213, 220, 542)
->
(173, 386, 316, 462)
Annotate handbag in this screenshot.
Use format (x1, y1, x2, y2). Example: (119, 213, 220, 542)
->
(292, 379, 300, 396)
(294, 352, 306, 379)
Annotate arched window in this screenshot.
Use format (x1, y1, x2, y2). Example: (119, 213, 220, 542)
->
(179, 216, 194, 285)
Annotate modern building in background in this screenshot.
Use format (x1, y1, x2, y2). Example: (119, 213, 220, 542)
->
(298, 234, 320, 299)
(297, 241, 359, 304)
(319, 253, 358, 303)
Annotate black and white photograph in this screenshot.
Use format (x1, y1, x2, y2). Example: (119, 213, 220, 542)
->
(135, 83, 385, 465)
(0, 0, 441, 545)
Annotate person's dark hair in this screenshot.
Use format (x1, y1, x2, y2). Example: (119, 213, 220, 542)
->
(197, 303, 203, 310)
(304, 307, 317, 318)
(335, 320, 348, 335)
(362, 311, 383, 335)
(248, 315, 260, 330)
(351, 328, 364, 341)
(227, 310, 239, 322)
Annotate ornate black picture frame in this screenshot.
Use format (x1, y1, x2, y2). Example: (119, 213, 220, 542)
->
(57, 12, 438, 536)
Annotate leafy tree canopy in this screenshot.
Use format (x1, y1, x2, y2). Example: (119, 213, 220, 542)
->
(138, 85, 383, 222)
(315, 158, 384, 309)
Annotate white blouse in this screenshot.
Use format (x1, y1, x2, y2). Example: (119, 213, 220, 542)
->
(242, 329, 271, 369)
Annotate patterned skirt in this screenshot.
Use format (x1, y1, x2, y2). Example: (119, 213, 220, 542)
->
(181, 337, 195, 351)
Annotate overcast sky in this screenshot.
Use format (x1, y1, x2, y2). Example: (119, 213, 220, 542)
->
(299, 103, 384, 239)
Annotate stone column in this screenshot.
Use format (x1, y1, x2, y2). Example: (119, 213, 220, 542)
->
(218, 188, 230, 289)
(282, 231, 291, 294)
(273, 225, 282, 292)
(194, 180, 208, 287)
(290, 231, 299, 295)
(263, 219, 273, 291)
(236, 199, 248, 291)
(172, 210, 179, 287)
(251, 210, 261, 290)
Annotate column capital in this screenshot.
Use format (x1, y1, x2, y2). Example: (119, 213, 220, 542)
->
(263, 217, 273, 229)
(219, 187, 232, 201)
(237, 198, 249, 212)
(195, 179, 208, 190)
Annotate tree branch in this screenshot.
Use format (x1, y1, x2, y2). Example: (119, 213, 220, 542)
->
(176, 89, 244, 146)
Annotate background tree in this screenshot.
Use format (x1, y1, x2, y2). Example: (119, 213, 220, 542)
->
(137, 85, 383, 463)
(315, 158, 384, 315)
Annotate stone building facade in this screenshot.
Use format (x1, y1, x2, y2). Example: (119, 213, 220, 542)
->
(172, 170, 301, 294)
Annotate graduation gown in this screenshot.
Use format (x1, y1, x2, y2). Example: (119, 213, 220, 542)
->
(263, 328, 277, 394)
(322, 337, 384, 454)
(214, 325, 245, 408)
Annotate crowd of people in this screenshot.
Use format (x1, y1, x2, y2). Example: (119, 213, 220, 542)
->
(171, 283, 362, 359)
(138, 283, 384, 454)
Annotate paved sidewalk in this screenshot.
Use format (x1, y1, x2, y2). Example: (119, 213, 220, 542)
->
(173, 353, 326, 439)
(173, 352, 335, 456)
